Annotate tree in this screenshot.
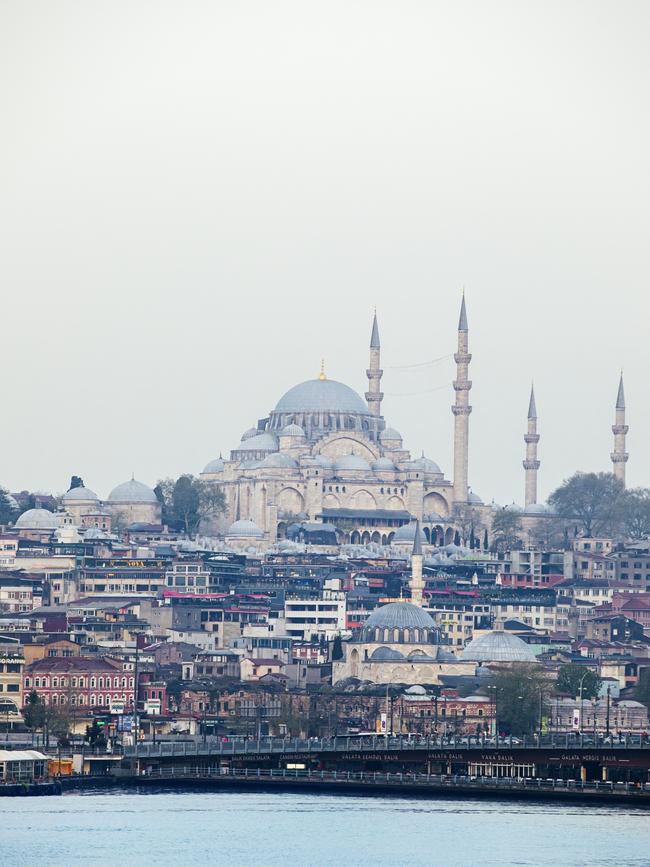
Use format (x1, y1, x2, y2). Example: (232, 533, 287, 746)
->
(548, 472, 624, 537)
(491, 509, 523, 551)
(453, 506, 483, 547)
(331, 636, 343, 661)
(527, 516, 568, 550)
(156, 475, 226, 535)
(22, 690, 45, 734)
(85, 719, 107, 751)
(482, 528, 489, 551)
(69, 476, 84, 490)
(488, 664, 551, 736)
(635, 668, 650, 711)
(556, 664, 601, 700)
(46, 706, 71, 746)
(0, 487, 18, 525)
(619, 488, 650, 540)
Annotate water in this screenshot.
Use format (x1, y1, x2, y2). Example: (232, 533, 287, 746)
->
(1, 789, 647, 866)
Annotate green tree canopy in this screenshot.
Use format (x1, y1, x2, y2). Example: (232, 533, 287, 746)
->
(548, 472, 624, 537)
(635, 668, 650, 711)
(22, 690, 45, 731)
(619, 488, 650, 540)
(487, 664, 550, 736)
(556, 664, 601, 700)
(155, 475, 226, 535)
(0, 487, 18, 525)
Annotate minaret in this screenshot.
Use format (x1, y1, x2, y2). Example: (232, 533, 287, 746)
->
(611, 372, 628, 485)
(409, 520, 424, 607)
(452, 293, 472, 505)
(365, 310, 383, 417)
(523, 384, 540, 507)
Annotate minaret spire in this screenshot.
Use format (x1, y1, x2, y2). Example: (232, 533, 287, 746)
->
(611, 372, 628, 485)
(523, 383, 540, 507)
(365, 309, 383, 418)
(452, 291, 472, 505)
(409, 519, 424, 607)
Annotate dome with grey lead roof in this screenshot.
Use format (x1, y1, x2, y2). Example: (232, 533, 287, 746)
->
(372, 457, 396, 471)
(503, 502, 523, 513)
(460, 630, 537, 663)
(468, 491, 484, 505)
(225, 519, 264, 538)
(108, 479, 158, 504)
(392, 521, 426, 544)
(280, 423, 305, 437)
(236, 433, 278, 452)
(314, 455, 334, 468)
(241, 428, 259, 441)
(370, 647, 406, 661)
(15, 507, 59, 530)
(408, 456, 442, 474)
(274, 379, 371, 415)
(334, 454, 371, 472)
(380, 427, 402, 442)
(524, 503, 550, 515)
(259, 453, 298, 469)
(62, 486, 98, 502)
(202, 457, 225, 474)
(359, 601, 440, 644)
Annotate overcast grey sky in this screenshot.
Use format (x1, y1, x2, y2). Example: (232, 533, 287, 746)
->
(1, 1, 648, 505)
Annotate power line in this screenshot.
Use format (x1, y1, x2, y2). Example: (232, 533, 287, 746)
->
(388, 353, 453, 371)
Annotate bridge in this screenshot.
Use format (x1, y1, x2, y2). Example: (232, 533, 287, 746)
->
(123, 734, 650, 784)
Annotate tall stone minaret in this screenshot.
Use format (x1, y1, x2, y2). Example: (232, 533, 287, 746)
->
(452, 293, 472, 505)
(409, 519, 424, 607)
(611, 373, 628, 485)
(523, 384, 540, 507)
(365, 310, 383, 417)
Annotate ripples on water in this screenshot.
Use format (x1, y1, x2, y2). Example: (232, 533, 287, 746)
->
(1, 790, 647, 867)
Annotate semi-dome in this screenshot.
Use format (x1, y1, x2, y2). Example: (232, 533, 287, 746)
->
(363, 601, 436, 631)
(280, 423, 305, 437)
(236, 433, 278, 452)
(372, 457, 396, 471)
(202, 457, 225, 474)
(334, 454, 371, 472)
(460, 630, 537, 663)
(408, 456, 442, 474)
(15, 507, 59, 530)
(370, 647, 406, 661)
(259, 453, 298, 469)
(62, 486, 98, 502)
(225, 519, 264, 538)
(392, 521, 426, 544)
(108, 479, 158, 504)
(379, 427, 402, 443)
(468, 491, 484, 505)
(314, 455, 334, 468)
(274, 378, 371, 415)
(241, 427, 259, 441)
(504, 502, 523, 513)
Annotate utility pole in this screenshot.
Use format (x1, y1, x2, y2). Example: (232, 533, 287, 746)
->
(606, 686, 611, 737)
(132, 634, 140, 747)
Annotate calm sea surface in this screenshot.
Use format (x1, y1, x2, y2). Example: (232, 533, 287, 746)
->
(0, 789, 647, 866)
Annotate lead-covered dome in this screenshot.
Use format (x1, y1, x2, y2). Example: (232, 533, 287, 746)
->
(359, 601, 439, 644)
(334, 454, 371, 472)
(15, 507, 59, 530)
(460, 630, 537, 663)
(274, 379, 370, 415)
(108, 479, 158, 504)
(280, 423, 305, 437)
(225, 519, 264, 538)
(62, 486, 98, 502)
(236, 433, 278, 452)
(202, 457, 225, 474)
(392, 521, 426, 544)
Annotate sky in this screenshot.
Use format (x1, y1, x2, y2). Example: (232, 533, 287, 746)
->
(1, 1, 649, 505)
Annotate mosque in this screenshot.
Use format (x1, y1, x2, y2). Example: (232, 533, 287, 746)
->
(200, 298, 495, 547)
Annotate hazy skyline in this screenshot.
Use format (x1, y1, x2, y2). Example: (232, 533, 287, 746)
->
(2, 1, 648, 505)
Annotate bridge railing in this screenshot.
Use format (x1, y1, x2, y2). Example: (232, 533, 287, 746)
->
(125, 732, 650, 759)
(129, 764, 650, 797)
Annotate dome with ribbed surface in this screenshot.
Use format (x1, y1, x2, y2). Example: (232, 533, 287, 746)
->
(274, 379, 370, 415)
(363, 602, 436, 631)
(372, 457, 396, 471)
(460, 630, 537, 663)
(15, 508, 59, 530)
(392, 521, 426, 544)
(380, 427, 402, 442)
(108, 479, 158, 504)
(241, 428, 259, 441)
(62, 486, 98, 502)
(280, 423, 305, 437)
(259, 453, 298, 469)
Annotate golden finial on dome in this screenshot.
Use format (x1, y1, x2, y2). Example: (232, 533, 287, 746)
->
(319, 359, 327, 381)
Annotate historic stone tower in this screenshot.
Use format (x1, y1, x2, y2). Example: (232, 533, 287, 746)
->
(452, 294, 472, 505)
(523, 384, 540, 507)
(365, 311, 383, 418)
(409, 519, 424, 607)
(611, 373, 628, 485)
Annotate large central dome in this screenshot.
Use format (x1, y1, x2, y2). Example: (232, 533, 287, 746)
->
(274, 378, 371, 415)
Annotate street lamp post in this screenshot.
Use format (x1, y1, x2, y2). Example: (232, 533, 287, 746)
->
(578, 671, 589, 734)
(606, 686, 611, 737)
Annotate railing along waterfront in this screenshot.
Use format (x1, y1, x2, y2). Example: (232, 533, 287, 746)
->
(124, 732, 650, 759)
(128, 764, 650, 797)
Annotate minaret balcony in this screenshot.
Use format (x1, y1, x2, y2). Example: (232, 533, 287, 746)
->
(366, 368, 383, 377)
(524, 434, 540, 444)
(453, 380, 472, 391)
(522, 460, 540, 470)
(451, 405, 472, 416)
(611, 452, 629, 463)
(612, 424, 629, 435)
(454, 352, 472, 364)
